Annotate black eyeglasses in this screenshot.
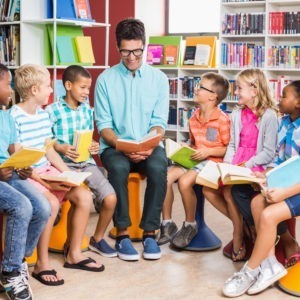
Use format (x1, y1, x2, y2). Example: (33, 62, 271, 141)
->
(199, 85, 215, 94)
(119, 48, 144, 57)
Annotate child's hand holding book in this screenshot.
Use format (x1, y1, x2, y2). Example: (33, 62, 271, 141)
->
(191, 147, 211, 161)
(16, 167, 33, 180)
(0, 167, 14, 181)
(55, 143, 79, 162)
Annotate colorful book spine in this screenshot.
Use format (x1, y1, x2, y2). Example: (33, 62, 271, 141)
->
(269, 11, 300, 35)
(267, 45, 300, 69)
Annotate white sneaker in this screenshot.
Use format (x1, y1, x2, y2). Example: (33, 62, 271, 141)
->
(223, 263, 258, 297)
(247, 256, 287, 295)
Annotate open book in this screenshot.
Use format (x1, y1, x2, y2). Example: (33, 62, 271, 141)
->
(73, 130, 93, 163)
(196, 161, 263, 190)
(40, 171, 92, 187)
(0, 139, 56, 169)
(165, 138, 198, 169)
(116, 131, 162, 153)
(266, 156, 300, 189)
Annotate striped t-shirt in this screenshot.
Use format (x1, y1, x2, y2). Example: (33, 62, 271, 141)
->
(10, 105, 53, 168)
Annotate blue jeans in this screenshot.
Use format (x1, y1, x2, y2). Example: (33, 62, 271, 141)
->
(0, 173, 51, 272)
(101, 146, 167, 231)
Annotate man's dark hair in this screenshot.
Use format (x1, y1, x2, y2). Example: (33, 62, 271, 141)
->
(62, 65, 91, 86)
(115, 18, 145, 48)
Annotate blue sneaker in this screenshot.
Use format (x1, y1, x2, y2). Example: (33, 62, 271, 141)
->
(143, 238, 161, 260)
(89, 237, 117, 258)
(115, 238, 140, 261)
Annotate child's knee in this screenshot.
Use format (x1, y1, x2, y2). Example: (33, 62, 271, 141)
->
(103, 193, 117, 210)
(70, 187, 92, 207)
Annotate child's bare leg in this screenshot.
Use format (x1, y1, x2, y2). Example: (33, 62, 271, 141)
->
(162, 166, 185, 220)
(248, 201, 291, 269)
(178, 170, 198, 222)
(93, 193, 116, 241)
(66, 187, 102, 268)
(203, 187, 229, 218)
(34, 192, 63, 283)
(223, 185, 244, 261)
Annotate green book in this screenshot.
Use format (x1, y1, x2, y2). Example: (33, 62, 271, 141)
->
(165, 138, 199, 169)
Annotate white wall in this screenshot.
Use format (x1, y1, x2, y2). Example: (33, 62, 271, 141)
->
(135, 0, 165, 39)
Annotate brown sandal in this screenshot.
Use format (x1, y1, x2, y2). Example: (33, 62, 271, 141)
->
(232, 241, 246, 262)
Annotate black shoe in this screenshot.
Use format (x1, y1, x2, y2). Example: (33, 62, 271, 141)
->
(0, 271, 32, 300)
(157, 221, 178, 245)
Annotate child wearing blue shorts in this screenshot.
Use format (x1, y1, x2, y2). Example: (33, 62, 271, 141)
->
(223, 80, 300, 297)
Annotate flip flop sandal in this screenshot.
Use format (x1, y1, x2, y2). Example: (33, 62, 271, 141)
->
(232, 241, 247, 262)
(64, 257, 105, 272)
(32, 269, 64, 286)
(284, 253, 300, 268)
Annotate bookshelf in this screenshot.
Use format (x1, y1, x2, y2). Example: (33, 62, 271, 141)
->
(0, 0, 110, 101)
(219, 0, 300, 110)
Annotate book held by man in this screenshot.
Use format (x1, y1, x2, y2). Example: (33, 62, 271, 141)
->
(40, 171, 92, 187)
(0, 139, 56, 169)
(196, 161, 263, 189)
(266, 156, 300, 189)
(165, 138, 199, 169)
(116, 131, 162, 153)
(73, 130, 93, 162)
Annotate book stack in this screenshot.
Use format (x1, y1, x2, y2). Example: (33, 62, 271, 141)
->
(178, 107, 196, 129)
(269, 11, 300, 35)
(0, 25, 20, 66)
(180, 76, 201, 99)
(267, 45, 300, 69)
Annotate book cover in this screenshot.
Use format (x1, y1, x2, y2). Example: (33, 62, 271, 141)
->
(74, 36, 95, 64)
(165, 138, 198, 169)
(56, 36, 76, 64)
(266, 156, 300, 189)
(183, 46, 196, 65)
(116, 132, 162, 153)
(73, 0, 92, 20)
(194, 44, 211, 66)
(0, 147, 46, 169)
(73, 130, 93, 163)
(163, 45, 178, 65)
(146, 44, 163, 65)
(40, 171, 92, 187)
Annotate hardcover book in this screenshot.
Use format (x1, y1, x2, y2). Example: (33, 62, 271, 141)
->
(165, 138, 199, 169)
(73, 0, 92, 20)
(266, 156, 300, 189)
(146, 44, 163, 65)
(40, 171, 92, 187)
(73, 130, 93, 163)
(163, 45, 178, 65)
(183, 46, 196, 65)
(74, 36, 95, 64)
(116, 131, 162, 153)
(194, 44, 211, 66)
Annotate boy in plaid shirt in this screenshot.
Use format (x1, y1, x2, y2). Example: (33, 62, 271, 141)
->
(46, 65, 117, 258)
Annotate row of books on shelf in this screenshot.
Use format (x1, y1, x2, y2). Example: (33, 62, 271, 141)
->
(221, 43, 265, 68)
(47, 0, 94, 22)
(0, 0, 20, 22)
(222, 13, 265, 35)
(268, 45, 300, 69)
(0, 25, 19, 66)
(269, 12, 300, 35)
(46, 25, 95, 65)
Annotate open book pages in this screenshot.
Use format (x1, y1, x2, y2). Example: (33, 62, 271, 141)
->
(73, 130, 93, 162)
(266, 156, 300, 189)
(196, 161, 263, 190)
(40, 171, 92, 187)
(116, 131, 162, 153)
(165, 138, 198, 169)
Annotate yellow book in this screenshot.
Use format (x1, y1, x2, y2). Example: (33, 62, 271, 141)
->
(73, 130, 93, 163)
(0, 139, 56, 169)
(74, 36, 95, 64)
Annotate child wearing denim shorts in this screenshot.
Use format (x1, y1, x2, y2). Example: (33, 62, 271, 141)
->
(0, 64, 50, 300)
(223, 80, 300, 297)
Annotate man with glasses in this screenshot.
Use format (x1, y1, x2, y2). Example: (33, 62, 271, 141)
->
(94, 18, 169, 261)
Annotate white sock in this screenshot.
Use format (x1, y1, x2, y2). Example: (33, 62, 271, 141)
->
(245, 265, 259, 277)
(184, 221, 197, 227)
(162, 219, 172, 226)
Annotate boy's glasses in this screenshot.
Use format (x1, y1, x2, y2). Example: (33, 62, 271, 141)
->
(199, 85, 215, 94)
(119, 48, 144, 57)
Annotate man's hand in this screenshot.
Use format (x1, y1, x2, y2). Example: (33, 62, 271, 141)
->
(89, 141, 100, 155)
(125, 149, 153, 163)
(0, 167, 14, 181)
(16, 167, 33, 180)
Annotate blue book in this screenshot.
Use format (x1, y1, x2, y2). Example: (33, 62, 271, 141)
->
(56, 36, 76, 64)
(47, 0, 76, 19)
(267, 156, 300, 189)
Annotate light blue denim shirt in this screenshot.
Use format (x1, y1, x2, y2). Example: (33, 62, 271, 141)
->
(94, 61, 169, 153)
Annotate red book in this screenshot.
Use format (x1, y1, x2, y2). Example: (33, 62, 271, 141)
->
(73, 0, 92, 20)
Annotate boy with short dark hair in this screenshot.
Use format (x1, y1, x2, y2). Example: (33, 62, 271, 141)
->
(46, 65, 117, 258)
(0, 64, 51, 300)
